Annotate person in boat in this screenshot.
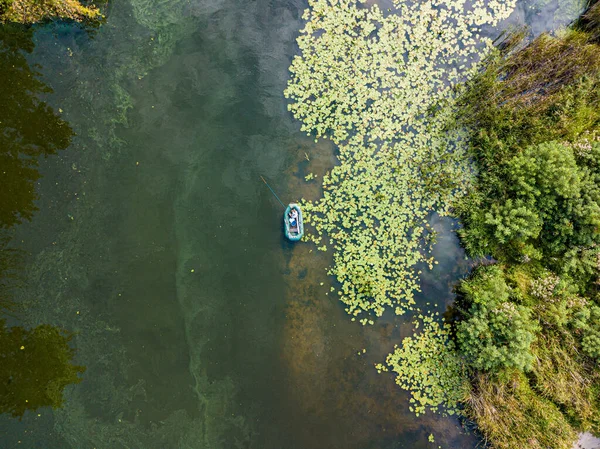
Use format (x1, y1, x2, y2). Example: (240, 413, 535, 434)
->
(289, 208, 298, 228)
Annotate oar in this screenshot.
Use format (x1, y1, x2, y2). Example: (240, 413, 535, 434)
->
(261, 176, 286, 210)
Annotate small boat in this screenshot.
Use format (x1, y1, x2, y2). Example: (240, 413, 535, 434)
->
(284, 203, 304, 242)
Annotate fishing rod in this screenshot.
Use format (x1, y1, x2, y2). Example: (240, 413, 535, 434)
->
(260, 176, 286, 210)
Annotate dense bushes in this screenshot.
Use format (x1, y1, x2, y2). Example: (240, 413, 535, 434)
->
(454, 18, 600, 284)
(0, 0, 13, 16)
(580, 305, 600, 359)
(451, 4, 600, 447)
(455, 263, 600, 444)
(456, 266, 538, 372)
(459, 137, 600, 278)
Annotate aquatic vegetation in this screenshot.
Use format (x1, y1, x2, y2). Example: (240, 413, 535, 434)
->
(286, 0, 516, 319)
(286, 0, 515, 146)
(380, 313, 468, 416)
(303, 140, 454, 319)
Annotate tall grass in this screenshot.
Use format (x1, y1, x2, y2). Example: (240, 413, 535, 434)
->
(465, 371, 577, 449)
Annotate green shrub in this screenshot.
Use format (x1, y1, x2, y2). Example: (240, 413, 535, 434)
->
(0, 0, 100, 23)
(456, 266, 539, 372)
(581, 305, 600, 359)
(458, 139, 600, 272)
(454, 26, 600, 280)
(453, 13, 600, 449)
(483, 199, 542, 245)
(0, 0, 13, 15)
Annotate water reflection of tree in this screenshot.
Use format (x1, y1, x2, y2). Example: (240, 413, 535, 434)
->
(0, 24, 83, 418)
(0, 23, 74, 229)
(0, 234, 21, 313)
(0, 318, 85, 418)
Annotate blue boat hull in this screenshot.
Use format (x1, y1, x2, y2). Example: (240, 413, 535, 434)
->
(284, 203, 304, 242)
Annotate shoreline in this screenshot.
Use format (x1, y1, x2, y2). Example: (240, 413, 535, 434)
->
(574, 433, 600, 449)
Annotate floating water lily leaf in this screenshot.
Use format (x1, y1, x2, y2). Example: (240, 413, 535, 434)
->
(286, 0, 516, 319)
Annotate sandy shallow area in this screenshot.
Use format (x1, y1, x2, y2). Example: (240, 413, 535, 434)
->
(574, 433, 600, 449)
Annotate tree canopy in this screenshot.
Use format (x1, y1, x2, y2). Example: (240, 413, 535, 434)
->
(456, 266, 538, 372)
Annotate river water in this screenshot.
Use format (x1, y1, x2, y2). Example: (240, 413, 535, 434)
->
(0, 0, 585, 447)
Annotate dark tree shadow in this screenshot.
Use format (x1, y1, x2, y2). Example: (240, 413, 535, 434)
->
(0, 230, 85, 418)
(0, 318, 85, 418)
(0, 23, 74, 229)
(0, 23, 83, 419)
(0, 233, 22, 314)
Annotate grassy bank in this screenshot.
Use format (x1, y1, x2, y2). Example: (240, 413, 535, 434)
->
(451, 2, 600, 447)
(0, 0, 100, 24)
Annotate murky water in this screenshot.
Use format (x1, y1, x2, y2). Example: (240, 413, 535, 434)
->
(0, 0, 585, 447)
